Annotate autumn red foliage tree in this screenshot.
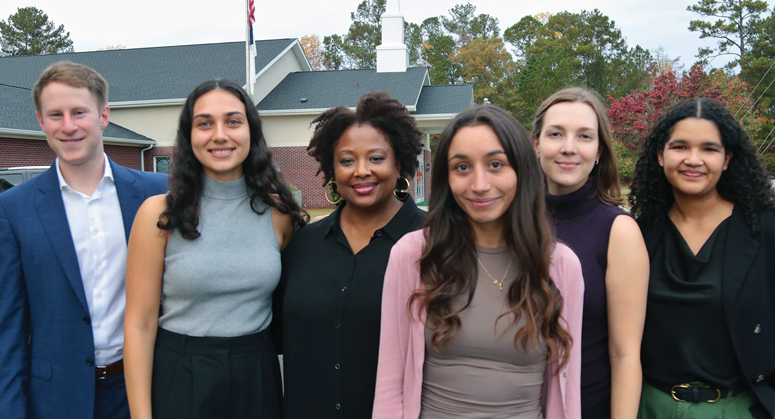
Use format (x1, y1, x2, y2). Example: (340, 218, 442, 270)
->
(607, 65, 773, 180)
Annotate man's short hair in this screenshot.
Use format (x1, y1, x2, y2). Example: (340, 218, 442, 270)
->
(32, 61, 109, 113)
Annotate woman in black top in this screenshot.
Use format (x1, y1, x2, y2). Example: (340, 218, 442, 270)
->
(276, 92, 426, 418)
(630, 98, 775, 419)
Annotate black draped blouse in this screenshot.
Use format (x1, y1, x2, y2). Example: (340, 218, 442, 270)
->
(277, 197, 425, 419)
(641, 216, 739, 388)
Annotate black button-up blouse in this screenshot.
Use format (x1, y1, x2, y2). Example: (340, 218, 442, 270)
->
(277, 197, 425, 419)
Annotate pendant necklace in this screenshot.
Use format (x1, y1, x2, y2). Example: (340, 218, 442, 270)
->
(477, 256, 513, 291)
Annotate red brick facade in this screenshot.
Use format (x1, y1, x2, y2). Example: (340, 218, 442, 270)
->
(271, 146, 331, 208)
(142, 146, 175, 173)
(1, 139, 431, 210)
(0, 137, 144, 170)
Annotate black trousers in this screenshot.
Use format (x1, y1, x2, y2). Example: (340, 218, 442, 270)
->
(151, 328, 282, 419)
(582, 397, 611, 419)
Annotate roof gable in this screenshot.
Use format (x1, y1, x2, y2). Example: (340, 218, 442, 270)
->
(414, 85, 474, 115)
(0, 39, 297, 103)
(258, 67, 429, 111)
(0, 84, 151, 142)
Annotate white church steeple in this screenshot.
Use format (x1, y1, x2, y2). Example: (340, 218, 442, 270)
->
(376, 0, 408, 73)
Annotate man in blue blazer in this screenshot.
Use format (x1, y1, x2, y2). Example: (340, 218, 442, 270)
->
(0, 61, 167, 419)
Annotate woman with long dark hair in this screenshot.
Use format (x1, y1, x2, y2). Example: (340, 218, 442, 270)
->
(277, 91, 426, 418)
(372, 105, 584, 419)
(630, 98, 775, 418)
(533, 87, 648, 419)
(123, 79, 304, 419)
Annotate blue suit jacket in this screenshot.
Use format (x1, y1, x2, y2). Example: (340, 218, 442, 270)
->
(0, 160, 167, 419)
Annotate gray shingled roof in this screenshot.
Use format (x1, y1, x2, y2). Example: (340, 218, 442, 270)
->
(414, 85, 474, 115)
(0, 84, 152, 141)
(258, 67, 429, 110)
(0, 39, 295, 102)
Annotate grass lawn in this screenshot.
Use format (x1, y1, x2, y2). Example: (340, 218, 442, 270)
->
(305, 208, 335, 219)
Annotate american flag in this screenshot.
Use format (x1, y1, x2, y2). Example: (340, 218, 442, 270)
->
(248, 0, 256, 46)
(246, 0, 257, 95)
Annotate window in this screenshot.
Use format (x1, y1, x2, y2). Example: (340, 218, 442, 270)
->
(154, 156, 170, 174)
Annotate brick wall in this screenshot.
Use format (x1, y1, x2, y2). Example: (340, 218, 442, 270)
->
(0, 137, 144, 170)
(271, 146, 332, 208)
(142, 146, 175, 172)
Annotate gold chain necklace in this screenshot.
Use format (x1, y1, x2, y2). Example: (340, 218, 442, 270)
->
(476, 256, 513, 291)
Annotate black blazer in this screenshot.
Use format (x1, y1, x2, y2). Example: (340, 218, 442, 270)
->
(640, 206, 775, 419)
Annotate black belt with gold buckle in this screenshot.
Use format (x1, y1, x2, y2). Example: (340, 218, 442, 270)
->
(650, 381, 738, 403)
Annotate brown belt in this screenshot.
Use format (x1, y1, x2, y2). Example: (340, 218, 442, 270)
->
(95, 359, 124, 380)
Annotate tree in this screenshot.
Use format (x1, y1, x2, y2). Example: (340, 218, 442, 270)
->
(687, 0, 769, 70)
(97, 45, 125, 51)
(300, 35, 324, 70)
(0, 7, 73, 56)
(608, 66, 773, 178)
(450, 37, 514, 105)
(504, 9, 651, 98)
(322, 0, 422, 69)
(739, 13, 775, 114)
(440, 3, 500, 47)
(507, 47, 575, 125)
(608, 65, 769, 152)
(420, 17, 456, 84)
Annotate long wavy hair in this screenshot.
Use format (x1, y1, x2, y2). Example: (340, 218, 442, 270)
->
(412, 105, 572, 369)
(532, 87, 623, 205)
(159, 79, 306, 239)
(629, 97, 775, 230)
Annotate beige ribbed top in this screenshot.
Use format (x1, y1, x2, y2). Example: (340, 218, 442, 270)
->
(420, 245, 547, 419)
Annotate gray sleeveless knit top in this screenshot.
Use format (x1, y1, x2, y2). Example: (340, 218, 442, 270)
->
(158, 176, 281, 337)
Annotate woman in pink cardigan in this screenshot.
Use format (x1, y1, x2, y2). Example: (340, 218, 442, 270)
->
(373, 105, 584, 419)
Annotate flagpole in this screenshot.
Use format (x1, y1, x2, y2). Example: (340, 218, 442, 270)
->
(245, 0, 251, 95)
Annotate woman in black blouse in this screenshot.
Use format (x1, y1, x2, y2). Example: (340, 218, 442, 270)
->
(630, 98, 775, 419)
(275, 91, 426, 418)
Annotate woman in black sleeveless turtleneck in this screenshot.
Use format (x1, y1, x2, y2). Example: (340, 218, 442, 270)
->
(533, 88, 648, 419)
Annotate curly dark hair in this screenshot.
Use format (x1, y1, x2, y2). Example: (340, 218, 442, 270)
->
(629, 97, 775, 230)
(159, 79, 306, 239)
(412, 105, 572, 370)
(307, 91, 423, 186)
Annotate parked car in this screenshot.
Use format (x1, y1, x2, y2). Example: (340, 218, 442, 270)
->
(0, 166, 49, 193)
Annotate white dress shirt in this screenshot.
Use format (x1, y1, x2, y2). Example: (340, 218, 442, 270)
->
(56, 154, 127, 366)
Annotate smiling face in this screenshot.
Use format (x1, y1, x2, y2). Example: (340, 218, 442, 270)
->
(658, 117, 732, 199)
(448, 124, 518, 236)
(191, 89, 251, 181)
(333, 124, 401, 212)
(36, 81, 109, 171)
(534, 101, 600, 195)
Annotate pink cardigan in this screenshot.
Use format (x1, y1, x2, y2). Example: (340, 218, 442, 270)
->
(372, 230, 584, 419)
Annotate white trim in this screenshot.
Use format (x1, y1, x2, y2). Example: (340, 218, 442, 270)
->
(409, 68, 430, 108)
(0, 128, 47, 140)
(254, 40, 312, 84)
(411, 113, 457, 121)
(102, 137, 157, 146)
(259, 104, 417, 116)
(0, 128, 156, 146)
(259, 107, 337, 116)
(108, 98, 186, 108)
(153, 155, 171, 174)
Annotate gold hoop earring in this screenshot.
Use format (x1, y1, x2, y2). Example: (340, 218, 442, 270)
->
(324, 179, 342, 204)
(394, 176, 411, 201)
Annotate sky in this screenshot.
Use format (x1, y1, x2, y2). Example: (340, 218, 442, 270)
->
(0, 0, 740, 70)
